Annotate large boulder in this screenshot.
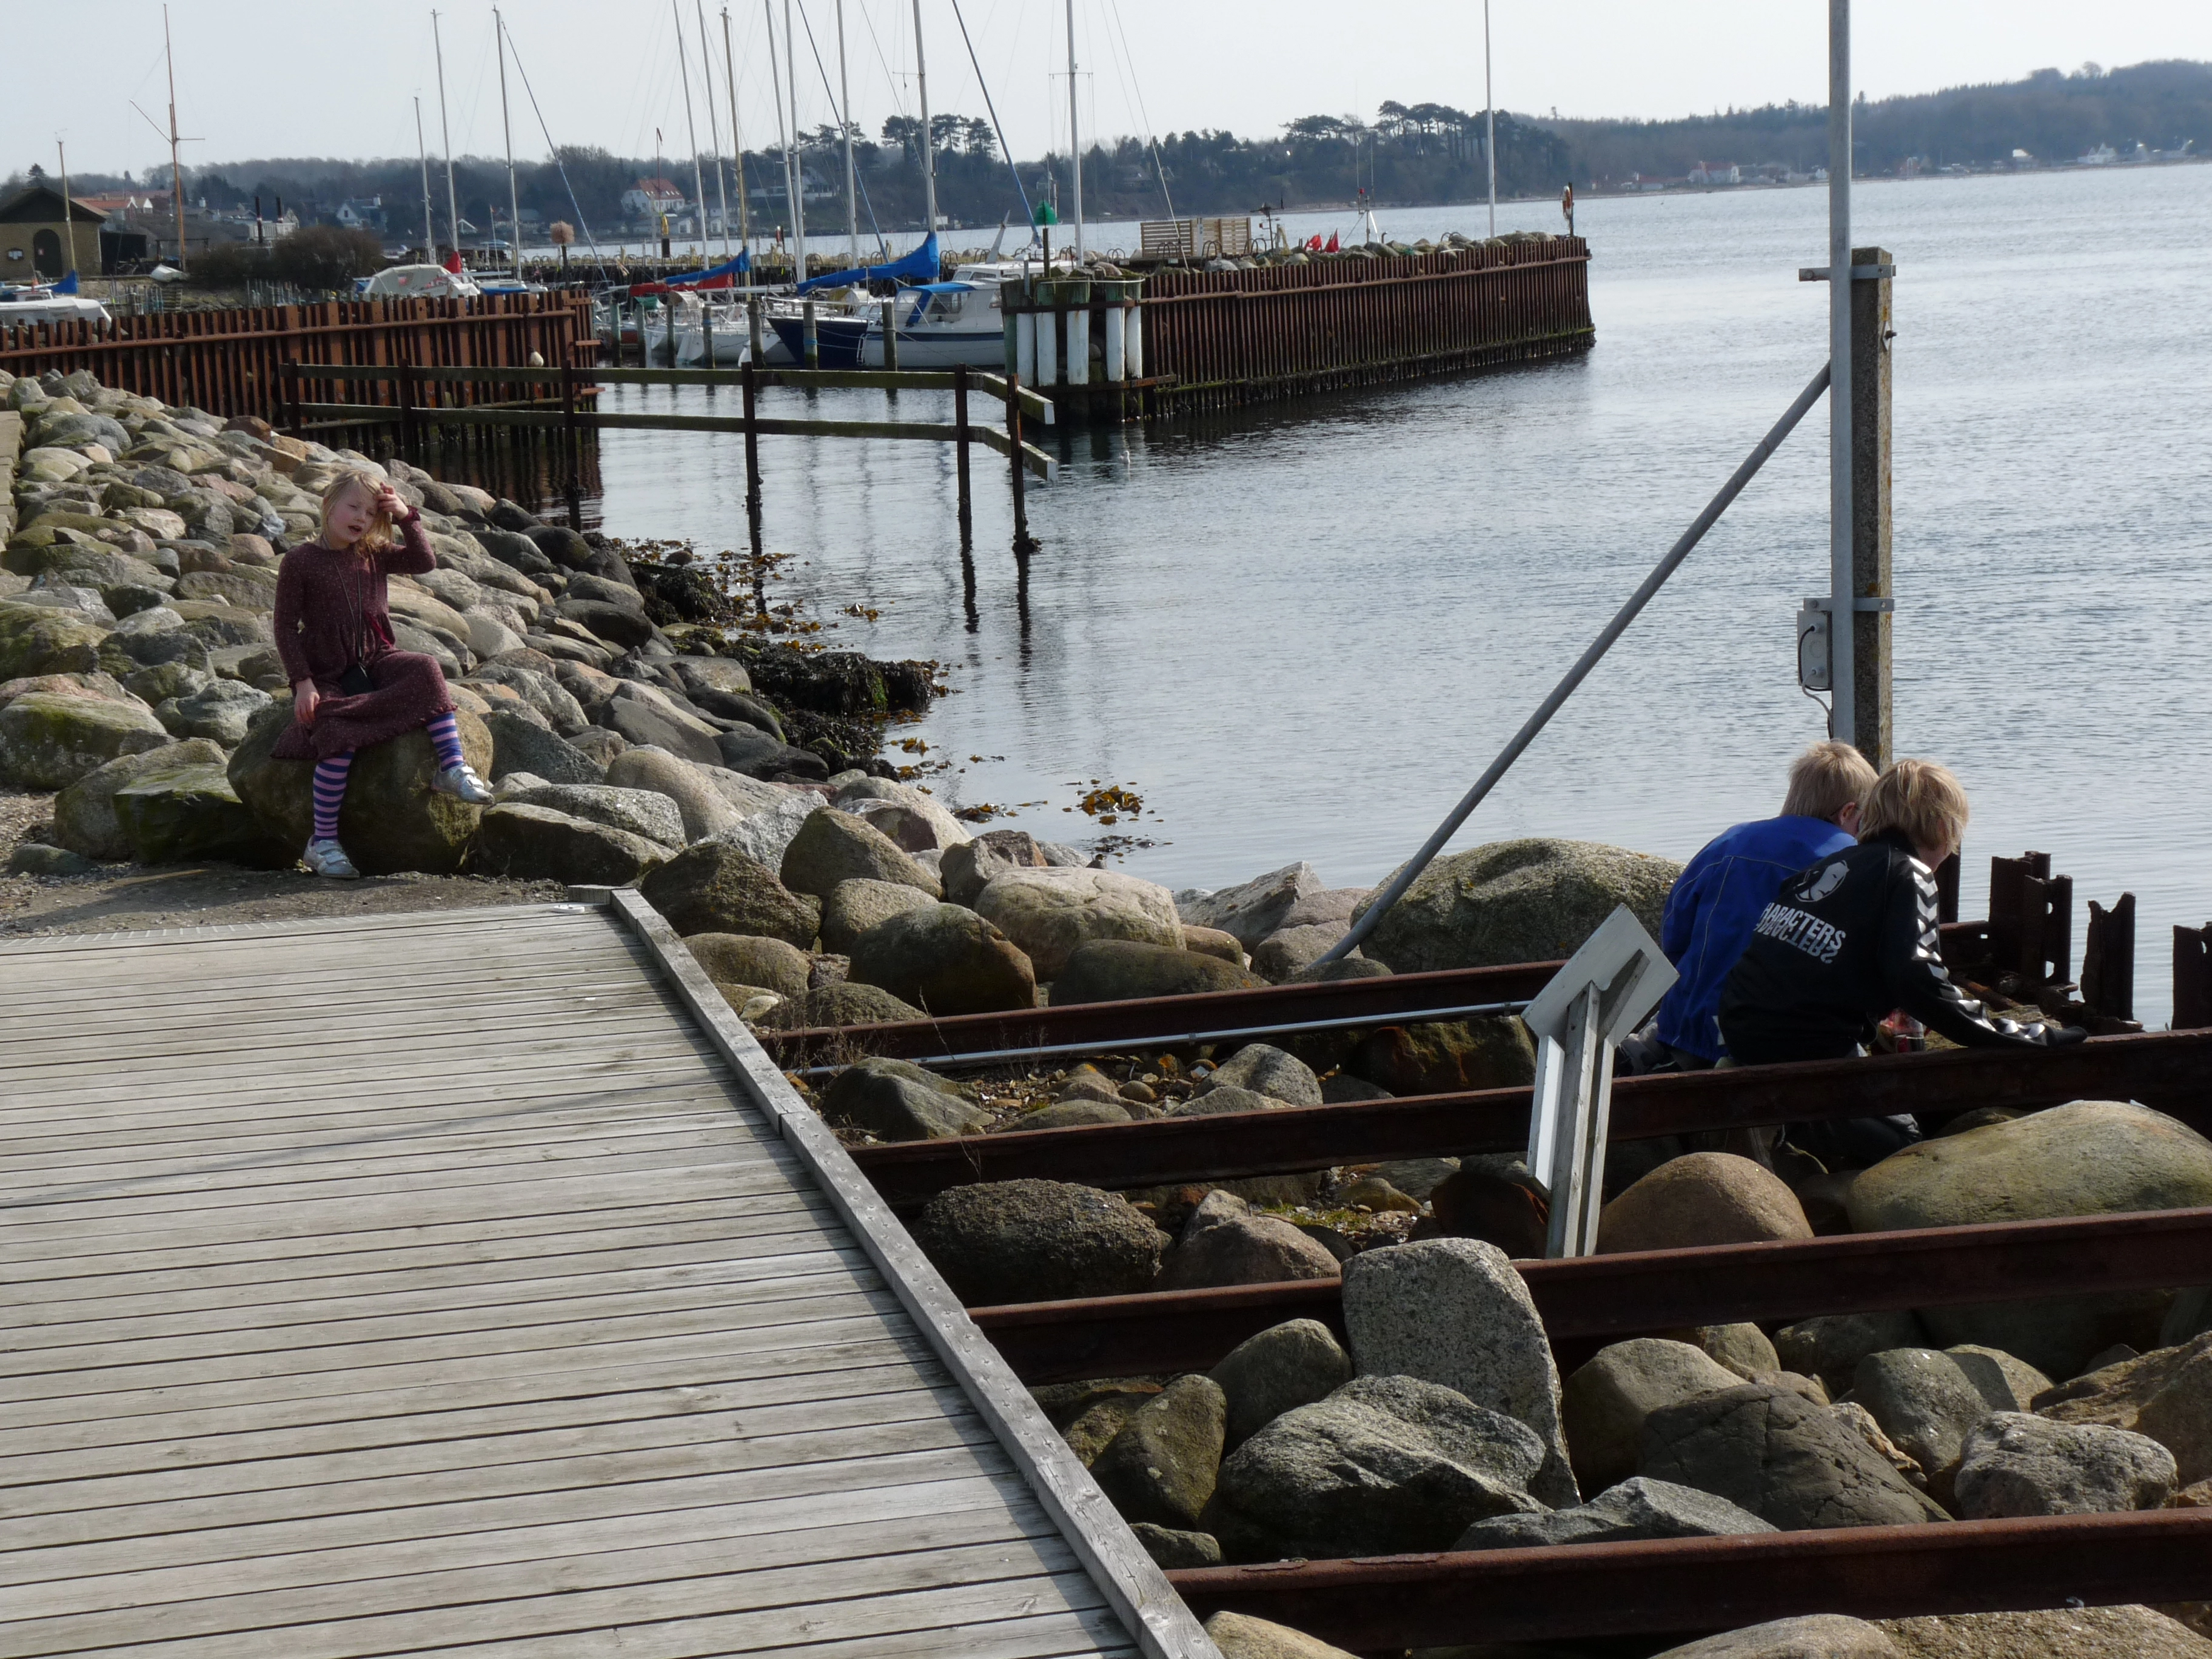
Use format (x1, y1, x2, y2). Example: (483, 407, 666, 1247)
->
(152, 679, 272, 746)
(638, 842, 820, 945)
(685, 933, 814, 999)
(769, 980, 925, 1029)
(1203, 1612, 1361, 1659)
(846, 902, 1037, 1016)
(1456, 1474, 1778, 1552)
(1951, 1412, 2176, 1518)
(1638, 1383, 1951, 1529)
(1199, 1044, 1322, 1107)
(2036, 1333, 2212, 1486)
(819, 1056, 989, 1142)
(1854, 1348, 2006, 1506)
(1874, 1606, 2212, 1659)
(1340, 1237, 1578, 1506)
(1847, 1103, 2212, 1377)
(1160, 1191, 1342, 1291)
(472, 803, 668, 885)
(1356, 837, 1681, 973)
(779, 806, 941, 899)
(1598, 1153, 1815, 1255)
(51, 738, 226, 859)
(910, 1179, 1167, 1305)
(0, 691, 172, 788)
(112, 758, 294, 866)
(941, 828, 1051, 907)
(1205, 1374, 1546, 1561)
(1654, 1618, 1900, 1659)
(1090, 1374, 1227, 1530)
(1179, 862, 1324, 951)
(1563, 1338, 1748, 1495)
(1051, 939, 1265, 1005)
(1353, 1016, 1537, 1096)
(1211, 1320, 1355, 1450)
(974, 866, 1186, 979)
(1774, 1311, 1931, 1398)
(603, 747, 739, 840)
(820, 876, 939, 954)
(483, 708, 605, 786)
(0, 599, 108, 680)
(226, 701, 492, 874)
(500, 782, 684, 848)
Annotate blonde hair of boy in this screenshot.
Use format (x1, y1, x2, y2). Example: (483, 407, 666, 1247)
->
(1780, 740, 1879, 824)
(1858, 759, 1971, 863)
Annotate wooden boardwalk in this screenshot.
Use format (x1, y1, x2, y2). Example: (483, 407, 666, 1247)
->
(0, 896, 1212, 1659)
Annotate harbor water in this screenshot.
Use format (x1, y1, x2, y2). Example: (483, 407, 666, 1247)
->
(583, 163, 2212, 1021)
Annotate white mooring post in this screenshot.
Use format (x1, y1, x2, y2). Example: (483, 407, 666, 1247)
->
(1522, 905, 1679, 1258)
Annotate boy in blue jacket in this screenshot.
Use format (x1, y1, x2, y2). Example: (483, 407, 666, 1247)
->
(1638, 740, 1878, 1071)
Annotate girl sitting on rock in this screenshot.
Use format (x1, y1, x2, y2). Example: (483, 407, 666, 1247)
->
(272, 469, 491, 879)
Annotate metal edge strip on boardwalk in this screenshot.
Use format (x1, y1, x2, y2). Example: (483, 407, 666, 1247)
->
(594, 886, 1221, 1659)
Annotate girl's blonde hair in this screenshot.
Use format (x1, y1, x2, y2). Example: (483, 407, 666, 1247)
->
(318, 469, 393, 557)
(1860, 759, 1971, 856)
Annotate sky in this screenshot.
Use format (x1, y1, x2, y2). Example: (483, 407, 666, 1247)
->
(8, 1, 2212, 181)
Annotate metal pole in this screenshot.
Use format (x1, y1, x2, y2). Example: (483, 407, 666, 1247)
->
(674, 0, 710, 261)
(1319, 363, 1836, 965)
(433, 10, 462, 260)
(497, 10, 522, 271)
(836, 0, 860, 266)
(785, 0, 807, 281)
(415, 98, 435, 262)
(722, 8, 752, 277)
(699, 0, 732, 260)
(1484, 0, 1496, 238)
(1066, 0, 1084, 262)
(56, 140, 78, 279)
(954, 361, 973, 551)
(742, 358, 763, 558)
(913, 0, 937, 243)
(1828, 0, 1857, 748)
(762, 0, 793, 278)
(1851, 244, 1895, 766)
(1007, 369, 1036, 557)
(164, 5, 187, 271)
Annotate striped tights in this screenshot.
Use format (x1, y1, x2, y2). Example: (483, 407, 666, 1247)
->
(310, 714, 467, 842)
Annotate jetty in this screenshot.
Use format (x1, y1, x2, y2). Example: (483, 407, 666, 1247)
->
(0, 894, 1201, 1659)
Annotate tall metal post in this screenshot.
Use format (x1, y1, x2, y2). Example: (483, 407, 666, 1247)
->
(836, 0, 860, 265)
(1852, 244, 1894, 765)
(164, 5, 188, 271)
(697, 0, 732, 259)
(674, 0, 709, 260)
(1827, 0, 1857, 749)
(722, 8, 752, 275)
(762, 0, 794, 275)
(1483, 0, 1496, 238)
(433, 11, 463, 260)
(496, 10, 522, 270)
(784, 0, 807, 280)
(913, 0, 937, 241)
(1066, 0, 1084, 262)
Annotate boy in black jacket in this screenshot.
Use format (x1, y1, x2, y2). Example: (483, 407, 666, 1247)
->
(1719, 758, 2082, 1168)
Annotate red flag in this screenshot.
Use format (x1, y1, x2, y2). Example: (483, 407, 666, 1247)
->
(1323, 232, 1339, 253)
(1305, 233, 1322, 250)
(444, 250, 464, 274)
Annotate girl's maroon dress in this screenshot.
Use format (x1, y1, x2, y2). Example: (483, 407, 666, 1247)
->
(269, 512, 457, 762)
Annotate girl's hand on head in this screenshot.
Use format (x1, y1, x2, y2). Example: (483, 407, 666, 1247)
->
(293, 680, 320, 726)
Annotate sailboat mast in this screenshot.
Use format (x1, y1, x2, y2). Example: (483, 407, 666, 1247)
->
(784, 0, 806, 278)
(164, 5, 187, 270)
(433, 10, 462, 258)
(1065, 0, 1083, 260)
(722, 7, 752, 276)
(912, 0, 936, 244)
(674, 0, 710, 258)
(836, 0, 859, 264)
(496, 9, 521, 269)
(1483, 0, 1496, 238)
(415, 98, 435, 259)
(56, 141, 78, 280)
(697, 0, 732, 259)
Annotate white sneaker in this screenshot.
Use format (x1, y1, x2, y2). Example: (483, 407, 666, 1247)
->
(303, 838, 360, 880)
(432, 762, 494, 803)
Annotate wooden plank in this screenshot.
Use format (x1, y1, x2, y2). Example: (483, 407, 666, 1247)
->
(608, 892, 1201, 1659)
(0, 903, 585, 957)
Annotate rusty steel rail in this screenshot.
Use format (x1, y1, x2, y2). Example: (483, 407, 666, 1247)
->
(769, 920, 1993, 1071)
(1165, 1510, 2212, 1650)
(973, 1204, 2212, 1382)
(853, 1027, 2212, 1212)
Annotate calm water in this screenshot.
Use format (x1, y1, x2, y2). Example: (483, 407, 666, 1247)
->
(585, 166, 2212, 1022)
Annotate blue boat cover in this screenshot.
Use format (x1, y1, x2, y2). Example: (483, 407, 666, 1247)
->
(663, 252, 751, 287)
(796, 232, 939, 294)
(53, 272, 78, 295)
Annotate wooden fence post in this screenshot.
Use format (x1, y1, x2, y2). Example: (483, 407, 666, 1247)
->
(741, 359, 763, 561)
(560, 361, 583, 532)
(283, 358, 301, 436)
(953, 364, 973, 552)
(1006, 369, 1037, 558)
(398, 361, 418, 463)
(2081, 894, 2137, 1026)
(882, 298, 899, 372)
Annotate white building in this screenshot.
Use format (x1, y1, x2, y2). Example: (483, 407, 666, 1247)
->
(1687, 161, 1741, 186)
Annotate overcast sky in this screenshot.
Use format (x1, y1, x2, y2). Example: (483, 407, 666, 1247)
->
(13, 1, 2212, 181)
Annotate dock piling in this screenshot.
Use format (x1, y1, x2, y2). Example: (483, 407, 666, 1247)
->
(741, 359, 763, 559)
(748, 295, 765, 365)
(881, 298, 899, 371)
(802, 300, 819, 369)
(953, 363, 973, 551)
(1007, 367, 1037, 557)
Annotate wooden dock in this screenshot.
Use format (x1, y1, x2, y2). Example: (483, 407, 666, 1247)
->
(0, 896, 1211, 1659)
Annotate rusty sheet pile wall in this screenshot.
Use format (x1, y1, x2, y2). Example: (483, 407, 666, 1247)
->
(0, 292, 598, 429)
(1139, 235, 1592, 414)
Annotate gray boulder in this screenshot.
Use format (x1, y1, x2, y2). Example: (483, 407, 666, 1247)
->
(1357, 837, 1681, 973)
(1945, 1346, 2054, 1413)
(820, 876, 939, 954)
(1203, 1612, 1360, 1659)
(1854, 1348, 2003, 1504)
(1847, 1102, 2212, 1378)
(1013, 1099, 1133, 1130)
(1353, 1014, 1538, 1096)
(1179, 861, 1323, 950)
(941, 828, 1051, 907)
(483, 708, 605, 786)
(112, 758, 293, 866)
(150, 679, 272, 746)
(1652, 1617, 1900, 1659)
(1199, 1043, 1322, 1107)
(0, 690, 171, 788)
(603, 747, 740, 840)
(1252, 923, 1352, 982)
(1638, 1384, 1952, 1529)
(1341, 1237, 1578, 1506)
(1167, 1085, 1298, 1120)
(771, 980, 925, 1029)
(472, 802, 668, 885)
(1563, 1338, 1748, 1495)
(1951, 1412, 2176, 1518)
(52, 738, 226, 859)
(1875, 1607, 2212, 1659)
(1161, 1191, 1342, 1291)
(846, 902, 1037, 1016)
(502, 782, 685, 848)
(819, 1056, 989, 1142)
(1211, 1319, 1355, 1449)
(685, 933, 814, 999)
(974, 866, 1185, 979)
(715, 726, 828, 782)
(1774, 1311, 1931, 1396)
(911, 1179, 1167, 1305)
(1130, 1524, 1221, 1570)
(1455, 1474, 1778, 1550)
(1052, 939, 1266, 1005)
(1091, 1373, 1227, 1529)
(780, 806, 942, 899)
(638, 842, 820, 945)
(1205, 1374, 1546, 1561)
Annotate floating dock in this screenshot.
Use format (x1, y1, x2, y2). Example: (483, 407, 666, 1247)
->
(0, 897, 1205, 1659)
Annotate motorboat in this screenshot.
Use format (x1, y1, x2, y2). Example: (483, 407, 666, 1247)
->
(0, 283, 109, 326)
(357, 264, 482, 300)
